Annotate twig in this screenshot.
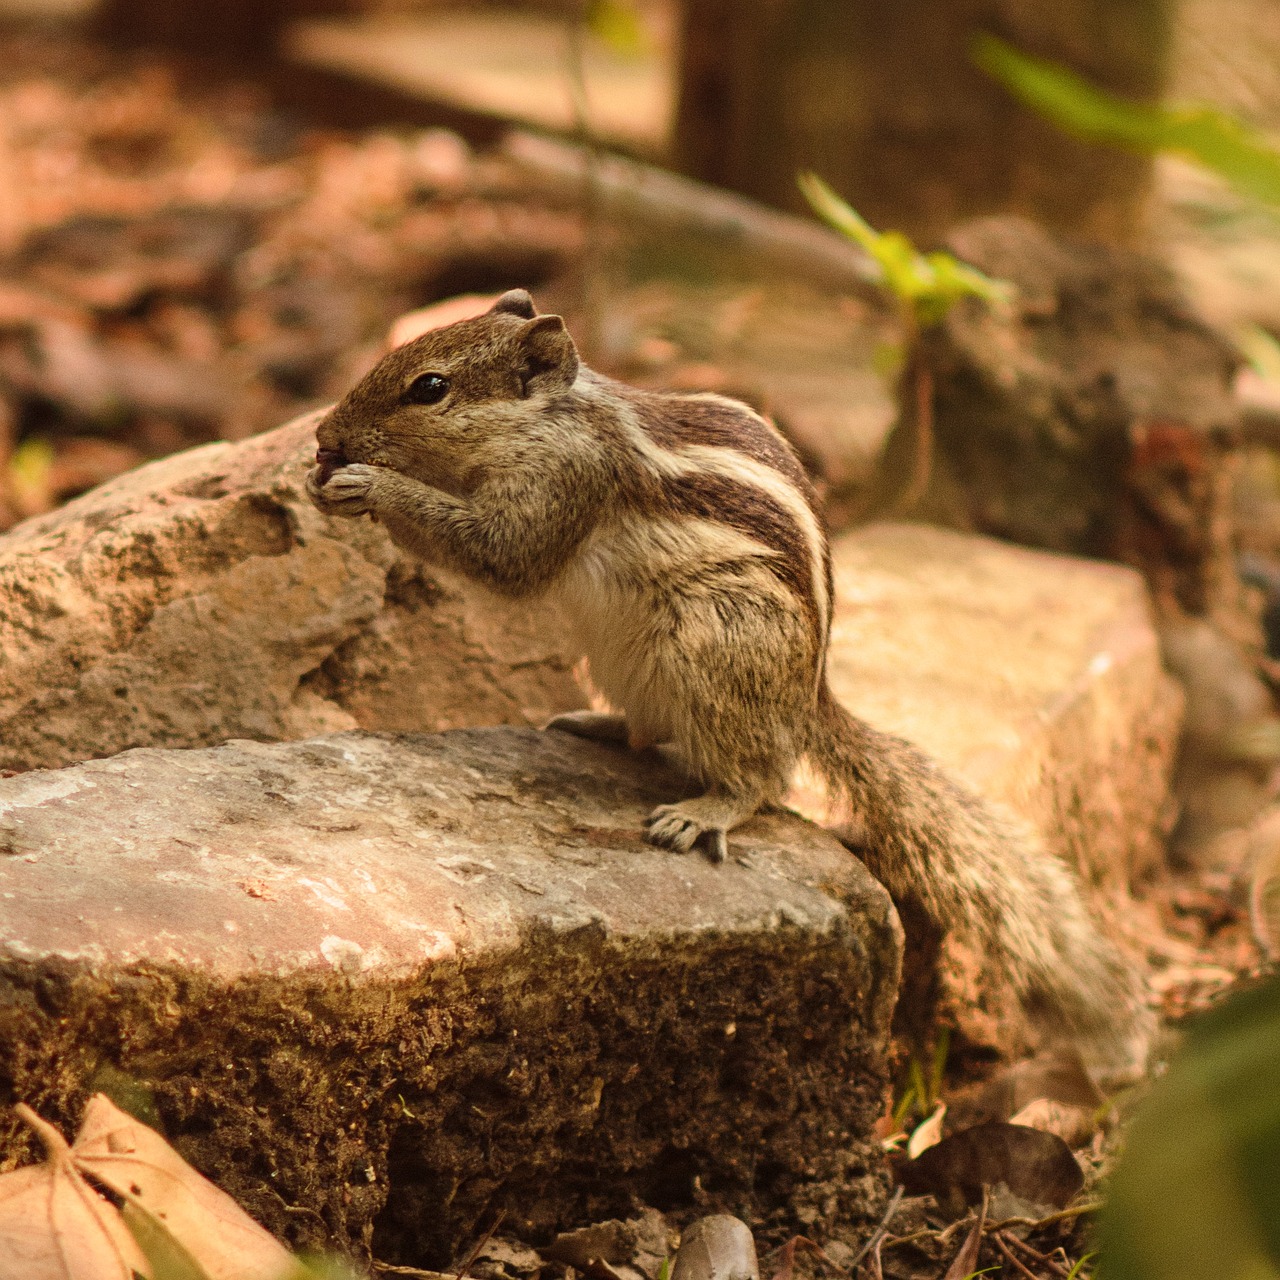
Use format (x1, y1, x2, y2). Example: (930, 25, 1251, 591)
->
(895, 359, 934, 513)
(849, 1185, 904, 1271)
(1004, 1233, 1070, 1277)
(988, 1201, 1103, 1232)
(764, 1235, 849, 1279)
(936, 1212, 976, 1248)
(867, 1234, 884, 1280)
(455, 1209, 507, 1280)
(994, 1233, 1040, 1280)
(374, 1267, 455, 1278)
(264, 1185, 328, 1231)
(880, 1229, 932, 1250)
(941, 1189, 987, 1280)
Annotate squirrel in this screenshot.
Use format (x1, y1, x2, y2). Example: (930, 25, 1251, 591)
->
(305, 288, 1151, 1072)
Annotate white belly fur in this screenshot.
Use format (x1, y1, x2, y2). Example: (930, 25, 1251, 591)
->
(550, 516, 778, 747)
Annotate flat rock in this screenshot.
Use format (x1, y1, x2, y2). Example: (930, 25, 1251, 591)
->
(0, 727, 900, 1262)
(0, 409, 585, 772)
(819, 523, 1184, 887)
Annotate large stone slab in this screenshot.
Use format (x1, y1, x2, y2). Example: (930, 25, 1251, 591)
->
(820, 523, 1184, 889)
(0, 727, 900, 1263)
(0, 410, 585, 772)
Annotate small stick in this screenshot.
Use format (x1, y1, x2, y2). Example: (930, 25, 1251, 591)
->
(994, 1233, 1041, 1280)
(936, 1212, 975, 1248)
(1004, 1233, 1069, 1276)
(880, 1229, 932, 1249)
(988, 1201, 1103, 1232)
(455, 1209, 507, 1280)
(895, 359, 934, 514)
(849, 1185, 904, 1271)
(867, 1233, 884, 1280)
(763, 1235, 851, 1277)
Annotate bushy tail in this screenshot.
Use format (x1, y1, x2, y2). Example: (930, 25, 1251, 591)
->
(810, 685, 1152, 1075)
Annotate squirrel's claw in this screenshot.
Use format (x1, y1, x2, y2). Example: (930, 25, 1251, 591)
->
(305, 462, 379, 517)
(705, 828, 728, 863)
(645, 803, 729, 863)
(644, 805, 704, 854)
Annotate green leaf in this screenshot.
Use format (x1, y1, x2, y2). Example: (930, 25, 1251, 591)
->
(7, 436, 54, 512)
(1098, 975, 1280, 1280)
(974, 33, 1280, 208)
(586, 0, 648, 57)
(798, 172, 1010, 327)
(1239, 324, 1280, 382)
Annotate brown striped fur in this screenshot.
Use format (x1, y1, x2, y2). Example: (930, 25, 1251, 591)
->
(306, 290, 1150, 1073)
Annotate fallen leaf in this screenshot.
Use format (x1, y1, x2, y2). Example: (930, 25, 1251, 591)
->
(1008, 1097, 1097, 1148)
(0, 1102, 150, 1280)
(907, 1102, 946, 1158)
(896, 1121, 1084, 1216)
(71, 1094, 296, 1280)
(543, 1219, 638, 1269)
(472, 1236, 547, 1278)
(940, 1196, 985, 1280)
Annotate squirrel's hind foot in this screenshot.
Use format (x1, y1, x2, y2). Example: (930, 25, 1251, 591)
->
(645, 790, 761, 863)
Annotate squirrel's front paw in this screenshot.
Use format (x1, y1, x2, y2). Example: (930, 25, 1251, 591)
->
(305, 462, 381, 517)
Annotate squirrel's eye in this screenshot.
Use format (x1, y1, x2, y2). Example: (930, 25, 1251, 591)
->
(403, 373, 450, 406)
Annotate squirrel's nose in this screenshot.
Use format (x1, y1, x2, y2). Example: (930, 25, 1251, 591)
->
(314, 447, 347, 483)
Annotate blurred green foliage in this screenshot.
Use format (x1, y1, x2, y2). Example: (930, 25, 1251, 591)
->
(798, 174, 1010, 329)
(1099, 975, 1280, 1280)
(974, 34, 1280, 209)
(585, 0, 648, 56)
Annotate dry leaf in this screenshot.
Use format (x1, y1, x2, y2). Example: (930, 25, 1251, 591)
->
(896, 1121, 1084, 1216)
(1008, 1097, 1097, 1148)
(71, 1094, 296, 1280)
(906, 1102, 946, 1159)
(0, 1103, 150, 1280)
(940, 1198, 985, 1280)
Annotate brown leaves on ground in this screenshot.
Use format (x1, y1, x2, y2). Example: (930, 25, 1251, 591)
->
(0, 31, 584, 532)
(0, 1094, 300, 1280)
(0, 1104, 147, 1280)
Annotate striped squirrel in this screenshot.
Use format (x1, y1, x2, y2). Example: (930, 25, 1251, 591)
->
(305, 289, 1151, 1071)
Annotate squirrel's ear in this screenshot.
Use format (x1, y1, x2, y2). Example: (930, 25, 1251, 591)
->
(516, 314, 578, 397)
(490, 289, 537, 320)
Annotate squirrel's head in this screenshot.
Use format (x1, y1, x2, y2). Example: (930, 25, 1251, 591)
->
(315, 289, 580, 494)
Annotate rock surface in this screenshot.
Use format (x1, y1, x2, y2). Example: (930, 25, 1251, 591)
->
(821, 523, 1183, 889)
(0, 727, 900, 1262)
(0, 409, 585, 772)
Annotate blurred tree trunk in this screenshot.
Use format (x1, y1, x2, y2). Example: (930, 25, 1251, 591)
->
(674, 0, 1176, 245)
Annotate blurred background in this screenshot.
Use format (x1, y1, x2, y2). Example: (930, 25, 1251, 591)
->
(3, 5, 1280, 1270)
(0, 0, 1274, 534)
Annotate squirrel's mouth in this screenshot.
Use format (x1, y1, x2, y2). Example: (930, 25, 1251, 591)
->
(314, 448, 347, 484)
